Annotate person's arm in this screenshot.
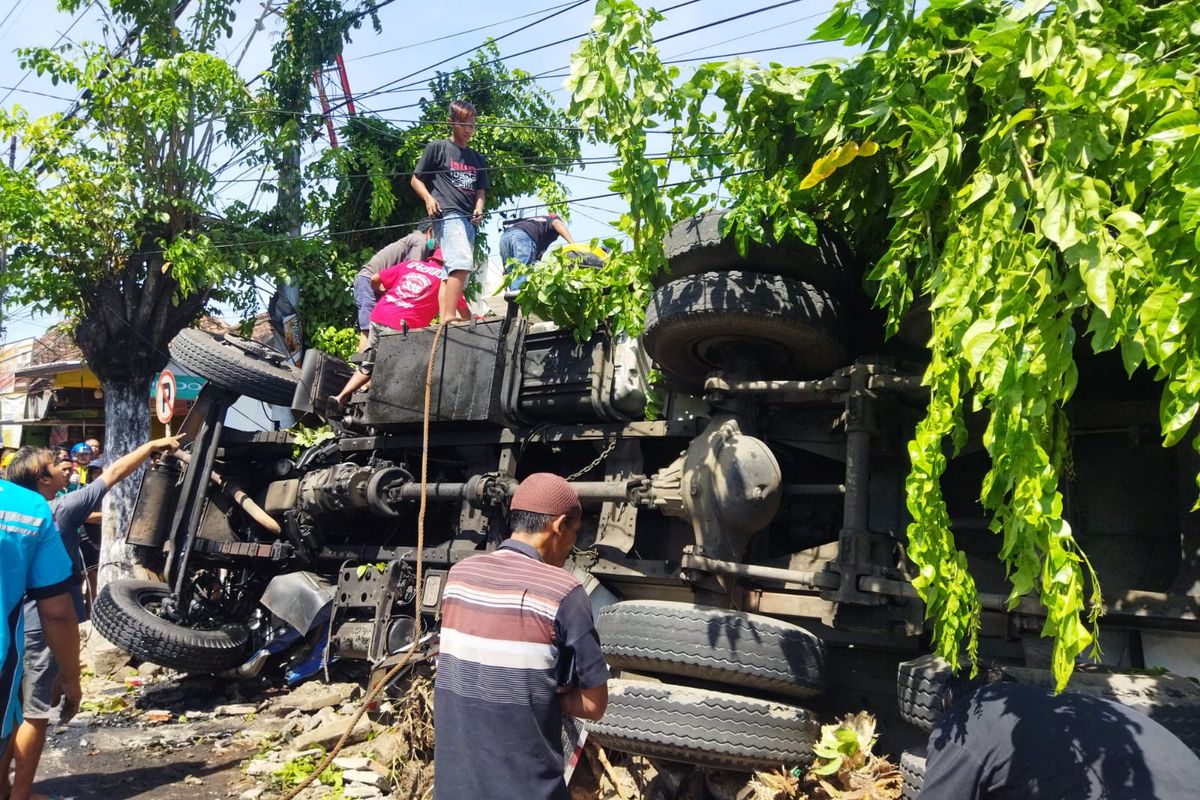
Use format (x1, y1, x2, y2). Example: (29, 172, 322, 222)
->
(27, 505, 81, 714)
(470, 189, 486, 227)
(559, 683, 608, 721)
(99, 436, 180, 488)
(551, 217, 574, 244)
(555, 586, 610, 720)
(373, 264, 401, 297)
(411, 143, 441, 218)
(36, 593, 81, 714)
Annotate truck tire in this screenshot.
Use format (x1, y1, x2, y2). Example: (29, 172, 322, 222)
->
(170, 329, 298, 405)
(597, 601, 825, 699)
(658, 210, 859, 295)
(643, 271, 847, 388)
(897, 654, 955, 732)
(587, 679, 819, 772)
(900, 748, 926, 800)
(92, 580, 251, 674)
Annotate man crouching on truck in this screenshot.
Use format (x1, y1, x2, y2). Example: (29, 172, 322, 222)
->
(433, 473, 609, 800)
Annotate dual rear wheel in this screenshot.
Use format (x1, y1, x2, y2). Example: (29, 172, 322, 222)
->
(590, 600, 827, 772)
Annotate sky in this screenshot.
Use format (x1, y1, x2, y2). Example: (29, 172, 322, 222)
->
(0, 0, 854, 343)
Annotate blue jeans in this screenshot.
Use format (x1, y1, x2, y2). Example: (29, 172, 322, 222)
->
(434, 210, 476, 278)
(499, 228, 537, 289)
(353, 274, 376, 330)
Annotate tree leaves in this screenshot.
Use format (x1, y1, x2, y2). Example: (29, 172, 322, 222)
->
(576, 0, 1200, 691)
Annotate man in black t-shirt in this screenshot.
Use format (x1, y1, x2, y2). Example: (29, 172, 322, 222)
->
(411, 99, 490, 324)
(499, 214, 575, 290)
(920, 680, 1200, 800)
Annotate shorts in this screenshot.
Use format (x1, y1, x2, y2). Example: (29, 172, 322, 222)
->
(80, 526, 100, 572)
(434, 211, 476, 278)
(20, 626, 57, 720)
(354, 274, 377, 331)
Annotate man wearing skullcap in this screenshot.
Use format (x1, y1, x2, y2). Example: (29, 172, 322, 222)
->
(433, 473, 609, 800)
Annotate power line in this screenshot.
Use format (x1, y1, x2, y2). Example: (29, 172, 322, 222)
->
(0, 0, 97, 108)
(346, 1, 581, 62)
(350, 0, 591, 105)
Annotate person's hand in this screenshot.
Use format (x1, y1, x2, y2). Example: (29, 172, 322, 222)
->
(51, 673, 82, 724)
(424, 196, 442, 217)
(153, 435, 182, 452)
(471, 209, 483, 227)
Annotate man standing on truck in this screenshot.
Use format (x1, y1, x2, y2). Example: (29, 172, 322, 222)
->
(919, 679, 1200, 799)
(352, 219, 434, 351)
(433, 473, 609, 800)
(0, 437, 177, 800)
(0, 478, 80, 794)
(410, 100, 489, 325)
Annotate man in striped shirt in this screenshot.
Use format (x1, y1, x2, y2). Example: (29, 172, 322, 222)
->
(433, 473, 609, 800)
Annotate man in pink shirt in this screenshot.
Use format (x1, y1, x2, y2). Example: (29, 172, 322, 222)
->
(330, 248, 468, 411)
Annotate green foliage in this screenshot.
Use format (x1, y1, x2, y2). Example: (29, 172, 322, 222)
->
(310, 324, 360, 362)
(271, 751, 343, 795)
(503, 243, 646, 342)
(291, 423, 334, 458)
(573, 0, 1200, 689)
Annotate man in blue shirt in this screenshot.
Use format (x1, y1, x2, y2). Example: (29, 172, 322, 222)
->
(0, 479, 80, 769)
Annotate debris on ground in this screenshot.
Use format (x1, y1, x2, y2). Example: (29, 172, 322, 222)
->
(32, 630, 893, 799)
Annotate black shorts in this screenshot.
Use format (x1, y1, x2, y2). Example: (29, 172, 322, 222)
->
(80, 524, 101, 570)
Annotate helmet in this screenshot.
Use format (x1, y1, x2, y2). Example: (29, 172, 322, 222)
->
(70, 442, 94, 459)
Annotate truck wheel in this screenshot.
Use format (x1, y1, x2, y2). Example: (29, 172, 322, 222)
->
(658, 210, 859, 295)
(900, 748, 926, 800)
(169, 329, 298, 406)
(643, 271, 847, 388)
(92, 580, 251, 674)
(598, 601, 825, 699)
(587, 679, 818, 772)
(897, 654, 955, 732)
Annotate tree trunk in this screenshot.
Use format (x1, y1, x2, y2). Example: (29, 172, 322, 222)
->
(96, 377, 151, 589)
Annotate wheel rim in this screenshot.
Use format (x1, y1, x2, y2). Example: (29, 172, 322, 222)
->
(218, 334, 289, 368)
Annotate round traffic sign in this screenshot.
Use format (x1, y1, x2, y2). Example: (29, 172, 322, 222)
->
(156, 369, 177, 424)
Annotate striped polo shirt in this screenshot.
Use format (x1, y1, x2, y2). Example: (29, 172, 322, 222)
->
(1, 479, 74, 739)
(433, 539, 608, 800)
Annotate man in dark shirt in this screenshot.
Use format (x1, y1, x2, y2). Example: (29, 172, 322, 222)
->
(920, 680, 1200, 800)
(433, 473, 609, 800)
(0, 436, 177, 800)
(410, 99, 490, 323)
(499, 214, 575, 288)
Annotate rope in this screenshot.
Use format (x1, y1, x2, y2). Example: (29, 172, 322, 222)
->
(281, 323, 447, 799)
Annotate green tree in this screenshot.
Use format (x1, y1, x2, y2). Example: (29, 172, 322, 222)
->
(563, 0, 1200, 688)
(0, 0, 262, 585)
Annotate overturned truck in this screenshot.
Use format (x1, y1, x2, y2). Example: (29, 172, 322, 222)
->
(95, 212, 1200, 779)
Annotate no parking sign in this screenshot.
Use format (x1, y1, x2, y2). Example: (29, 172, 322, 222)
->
(156, 370, 177, 425)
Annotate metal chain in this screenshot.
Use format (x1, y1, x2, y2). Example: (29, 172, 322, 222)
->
(567, 436, 618, 481)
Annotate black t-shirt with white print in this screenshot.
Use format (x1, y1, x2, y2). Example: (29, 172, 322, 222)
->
(414, 139, 490, 218)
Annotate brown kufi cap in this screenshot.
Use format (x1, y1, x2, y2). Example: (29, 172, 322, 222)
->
(509, 473, 581, 518)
